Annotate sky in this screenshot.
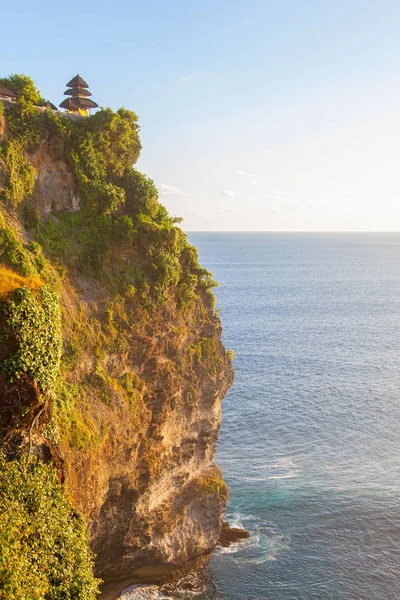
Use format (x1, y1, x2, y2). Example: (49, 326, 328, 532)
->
(3, 0, 400, 231)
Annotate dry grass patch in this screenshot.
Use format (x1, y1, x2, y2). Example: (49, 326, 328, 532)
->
(0, 266, 43, 296)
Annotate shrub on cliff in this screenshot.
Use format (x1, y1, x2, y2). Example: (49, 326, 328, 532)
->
(0, 139, 36, 206)
(0, 74, 42, 105)
(1, 286, 62, 392)
(0, 80, 42, 206)
(0, 454, 100, 600)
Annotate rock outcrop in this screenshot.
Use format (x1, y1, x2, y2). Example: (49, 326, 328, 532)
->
(29, 138, 80, 215)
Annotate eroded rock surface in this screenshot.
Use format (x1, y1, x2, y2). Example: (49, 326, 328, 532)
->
(29, 138, 80, 215)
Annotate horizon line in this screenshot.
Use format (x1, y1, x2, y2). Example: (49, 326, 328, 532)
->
(184, 230, 400, 234)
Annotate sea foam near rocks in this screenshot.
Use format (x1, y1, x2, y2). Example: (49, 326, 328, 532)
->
(119, 584, 172, 599)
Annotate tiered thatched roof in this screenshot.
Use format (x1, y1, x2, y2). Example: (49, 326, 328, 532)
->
(64, 88, 92, 97)
(66, 75, 89, 88)
(59, 74, 98, 112)
(59, 97, 99, 110)
(45, 101, 58, 111)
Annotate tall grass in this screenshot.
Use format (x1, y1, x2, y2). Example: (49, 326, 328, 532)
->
(0, 266, 43, 296)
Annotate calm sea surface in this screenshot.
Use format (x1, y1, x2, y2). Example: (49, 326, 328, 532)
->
(187, 232, 400, 600)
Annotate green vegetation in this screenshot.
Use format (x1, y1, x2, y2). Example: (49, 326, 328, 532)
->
(0, 206, 62, 395)
(1, 286, 62, 393)
(0, 76, 43, 207)
(0, 454, 100, 600)
(0, 73, 216, 305)
(36, 106, 217, 306)
(189, 336, 224, 374)
(5, 99, 42, 150)
(226, 349, 235, 361)
(0, 73, 226, 437)
(0, 139, 36, 206)
(0, 74, 43, 104)
(195, 470, 229, 503)
(49, 379, 105, 451)
(0, 211, 52, 278)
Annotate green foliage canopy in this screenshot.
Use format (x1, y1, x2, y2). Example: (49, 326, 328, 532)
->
(71, 107, 141, 178)
(1, 286, 62, 393)
(0, 454, 100, 600)
(0, 79, 43, 206)
(0, 74, 42, 104)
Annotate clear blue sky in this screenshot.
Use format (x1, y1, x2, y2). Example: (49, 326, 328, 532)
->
(3, 0, 400, 230)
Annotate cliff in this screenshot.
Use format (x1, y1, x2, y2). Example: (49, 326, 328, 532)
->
(0, 86, 233, 598)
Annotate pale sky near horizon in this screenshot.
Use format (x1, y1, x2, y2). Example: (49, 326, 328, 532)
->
(2, 0, 400, 231)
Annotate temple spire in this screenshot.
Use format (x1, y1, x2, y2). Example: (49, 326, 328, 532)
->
(59, 74, 98, 116)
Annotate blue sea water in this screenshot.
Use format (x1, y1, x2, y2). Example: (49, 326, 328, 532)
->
(188, 232, 400, 600)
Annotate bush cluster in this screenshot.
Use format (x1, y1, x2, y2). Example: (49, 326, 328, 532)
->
(195, 469, 229, 503)
(0, 454, 100, 600)
(0, 73, 218, 308)
(1, 286, 62, 393)
(37, 106, 217, 307)
(0, 75, 43, 207)
(0, 211, 51, 278)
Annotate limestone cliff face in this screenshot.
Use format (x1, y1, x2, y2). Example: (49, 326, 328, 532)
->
(29, 138, 81, 215)
(0, 107, 234, 595)
(59, 280, 233, 585)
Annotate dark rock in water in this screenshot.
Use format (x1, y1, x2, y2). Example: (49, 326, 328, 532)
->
(218, 521, 250, 547)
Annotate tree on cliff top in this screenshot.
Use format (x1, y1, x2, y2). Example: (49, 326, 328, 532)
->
(0, 74, 43, 105)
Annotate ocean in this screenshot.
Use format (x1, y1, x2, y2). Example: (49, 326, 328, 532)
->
(123, 233, 400, 600)
(190, 232, 400, 600)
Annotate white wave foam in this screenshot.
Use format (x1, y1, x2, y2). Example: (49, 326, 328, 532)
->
(215, 512, 290, 566)
(225, 511, 245, 529)
(237, 469, 300, 481)
(216, 544, 241, 554)
(265, 469, 300, 480)
(119, 585, 171, 600)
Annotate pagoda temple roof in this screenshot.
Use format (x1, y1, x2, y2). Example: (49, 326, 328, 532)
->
(66, 74, 89, 88)
(45, 101, 58, 111)
(64, 87, 92, 97)
(0, 84, 17, 99)
(61, 74, 98, 112)
(59, 97, 99, 110)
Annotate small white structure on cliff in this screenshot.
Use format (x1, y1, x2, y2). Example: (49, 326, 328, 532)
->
(0, 84, 16, 102)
